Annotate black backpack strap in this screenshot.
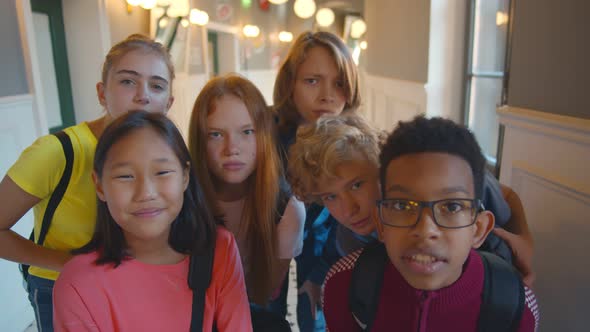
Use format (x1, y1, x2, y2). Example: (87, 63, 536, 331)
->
(189, 244, 215, 332)
(36, 131, 74, 245)
(477, 251, 525, 332)
(349, 242, 389, 331)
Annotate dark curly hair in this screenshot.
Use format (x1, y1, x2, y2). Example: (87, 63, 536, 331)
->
(379, 116, 486, 200)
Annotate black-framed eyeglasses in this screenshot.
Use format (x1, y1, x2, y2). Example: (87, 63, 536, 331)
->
(376, 198, 484, 229)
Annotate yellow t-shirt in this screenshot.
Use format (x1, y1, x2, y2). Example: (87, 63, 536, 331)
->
(7, 122, 97, 280)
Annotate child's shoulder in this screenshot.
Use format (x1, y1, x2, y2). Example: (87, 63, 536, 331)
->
(216, 226, 233, 243)
(324, 248, 364, 284)
(214, 226, 239, 254)
(59, 252, 105, 283)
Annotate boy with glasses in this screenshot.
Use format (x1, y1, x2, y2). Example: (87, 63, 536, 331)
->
(321, 116, 539, 331)
(288, 114, 534, 281)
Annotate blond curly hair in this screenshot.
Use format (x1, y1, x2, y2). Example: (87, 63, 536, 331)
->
(287, 114, 381, 203)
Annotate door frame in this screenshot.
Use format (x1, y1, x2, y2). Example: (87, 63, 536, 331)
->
(30, 0, 76, 132)
(16, 0, 111, 134)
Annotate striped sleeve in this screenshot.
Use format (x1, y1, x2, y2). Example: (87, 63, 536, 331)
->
(322, 249, 364, 332)
(524, 286, 540, 331)
(321, 249, 362, 309)
(323, 249, 362, 289)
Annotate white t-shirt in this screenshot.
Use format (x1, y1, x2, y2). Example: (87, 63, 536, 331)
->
(217, 196, 305, 273)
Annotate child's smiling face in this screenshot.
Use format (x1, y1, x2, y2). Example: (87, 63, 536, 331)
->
(378, 152, 494, 290)
(95, 127, 189, 247)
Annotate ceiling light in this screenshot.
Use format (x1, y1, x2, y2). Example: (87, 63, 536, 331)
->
(243, 24, 260, 38)
(139, 0, 157, 10)
(158, 16, 169, 28)
(350, 18, 367, 39)
(278, 31, 293, 42)
(294, 0, 316, 19)
(496, 12, 509, 26)
(316, 8, 335, 27)
(189, 9, 209, 26)
(360, 40, 367, 50)
(269, 0, 288, 4)
(166, 0, 189, 17)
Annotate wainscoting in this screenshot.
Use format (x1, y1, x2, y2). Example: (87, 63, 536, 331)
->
(498, 106, 590, 331)
(0, 94, 37, 331)
(360, 72, 427, 132)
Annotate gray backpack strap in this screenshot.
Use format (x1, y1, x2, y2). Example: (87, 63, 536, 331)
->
(477, 251, 525, 332)
(348, 242, 388, 331)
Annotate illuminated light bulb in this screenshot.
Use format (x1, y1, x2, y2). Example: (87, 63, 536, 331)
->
(140, 0, 157, 9)
(167, 0, 189, 17)
(126, 0, 142, 6)
(152, 7, 165, 17)
(180, 18, 189, 28)
(294, 0, 316, 19)
(360, 40, 367, 50)
(243, 24, 260, 38)
(269, 0, 288, 4)
(189, 9, 209, 26)
(350, 18, 367, 38)
(158, 17, 169, 28)
(278, 31, 293, 42)
(156, 0, 171, 6)
(315, 8, 334, 27)
(496, 12, 509, 26)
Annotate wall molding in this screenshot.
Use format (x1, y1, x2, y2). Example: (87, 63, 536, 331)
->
(511, 161, 590, 205)
(498, 106, 590, 145)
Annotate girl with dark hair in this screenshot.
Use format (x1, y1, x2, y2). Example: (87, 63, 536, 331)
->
(53, 111, 251, 331)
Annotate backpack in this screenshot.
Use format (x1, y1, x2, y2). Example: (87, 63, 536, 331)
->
(188, 243, 217, 332)
(19, 131, 74, 281)
(349, 242, 525, 332)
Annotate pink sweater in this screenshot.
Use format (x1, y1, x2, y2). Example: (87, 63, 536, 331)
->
(53, 228, 252, 332)
(323, 249, 540, 332)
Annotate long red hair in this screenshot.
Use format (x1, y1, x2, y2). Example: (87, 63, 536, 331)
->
(188, 74, 281, 304)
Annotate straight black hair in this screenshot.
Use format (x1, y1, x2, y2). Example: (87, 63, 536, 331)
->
(74, 111, 217, 266)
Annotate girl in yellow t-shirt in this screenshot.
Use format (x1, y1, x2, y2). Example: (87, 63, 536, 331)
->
(0, 34, 175, 331)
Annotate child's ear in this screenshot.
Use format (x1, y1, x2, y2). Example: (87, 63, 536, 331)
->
(472, 210, 495, 248)
(166, 96, 175, 111)
(96, 82, 106, 107)
(182, 162, 190, 191)
(93, 171, 106, 202)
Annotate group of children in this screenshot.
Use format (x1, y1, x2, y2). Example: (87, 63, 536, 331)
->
(0, 30, 539, 332)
